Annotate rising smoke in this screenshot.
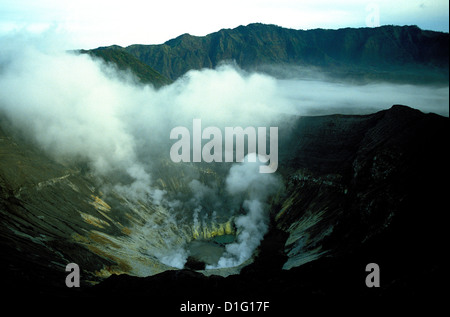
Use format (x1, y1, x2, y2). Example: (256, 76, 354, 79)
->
(0, 32, 448, 269)
(208, 153, 281, 268)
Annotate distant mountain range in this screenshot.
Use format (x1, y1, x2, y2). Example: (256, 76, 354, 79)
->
(80, 23, 449, 86)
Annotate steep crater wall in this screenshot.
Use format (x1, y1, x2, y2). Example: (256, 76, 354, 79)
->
(1, 105, 448, 299)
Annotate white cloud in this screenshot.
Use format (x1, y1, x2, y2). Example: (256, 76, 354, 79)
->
(0, 0, 448, 48)
(0, 35, 447, 180)
(0, 33, 447, 270)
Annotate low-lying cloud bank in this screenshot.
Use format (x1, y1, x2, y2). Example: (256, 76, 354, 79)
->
(0, 32, 448, 269)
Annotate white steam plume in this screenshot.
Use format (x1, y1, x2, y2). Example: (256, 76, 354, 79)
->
(208, 154, 281, 268)
(0, 32, 448, 270)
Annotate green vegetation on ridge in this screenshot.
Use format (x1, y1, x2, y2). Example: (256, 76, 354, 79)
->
(82, 23, 449, 85)
(79, 46, 172, 88)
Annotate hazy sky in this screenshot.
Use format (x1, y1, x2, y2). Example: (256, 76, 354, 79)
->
(0, 0, 448, 49)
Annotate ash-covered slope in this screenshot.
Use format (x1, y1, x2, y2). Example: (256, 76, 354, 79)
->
(1, 105, 448, 306)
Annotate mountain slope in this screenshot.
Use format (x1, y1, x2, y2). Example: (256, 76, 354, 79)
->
(79, 46, 172, 88)
(119, 23, 449, 84)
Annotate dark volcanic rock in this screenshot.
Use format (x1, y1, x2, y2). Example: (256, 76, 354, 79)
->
(1, 105, 448, 311)
(184, 256, 206, 270)
(85, 105, 448, 310)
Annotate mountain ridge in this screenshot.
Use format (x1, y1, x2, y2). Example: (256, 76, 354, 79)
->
(84, 23, 449, 85)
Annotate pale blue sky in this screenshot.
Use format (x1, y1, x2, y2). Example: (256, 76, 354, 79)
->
(0, 0, 448, 49)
